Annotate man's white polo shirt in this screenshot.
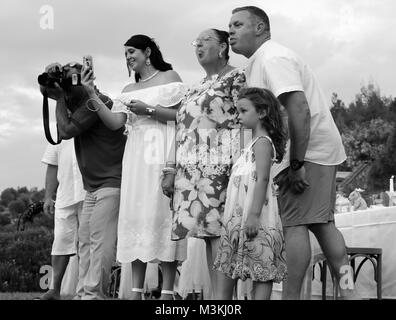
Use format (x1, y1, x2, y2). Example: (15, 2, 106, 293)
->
(245, 39, 346, 176)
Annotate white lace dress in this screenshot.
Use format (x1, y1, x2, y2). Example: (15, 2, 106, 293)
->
(112, 82, 188, 263)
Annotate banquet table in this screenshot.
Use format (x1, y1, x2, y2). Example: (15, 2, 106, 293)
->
(309, 206, 396, 299)
(269, 206, 396, 299)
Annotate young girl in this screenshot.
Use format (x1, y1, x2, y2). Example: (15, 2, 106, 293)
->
(213, 87, 287, 300)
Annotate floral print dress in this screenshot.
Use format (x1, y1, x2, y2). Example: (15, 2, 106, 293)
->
(213, 136, 287, 283)
(171, 68, 246, 240)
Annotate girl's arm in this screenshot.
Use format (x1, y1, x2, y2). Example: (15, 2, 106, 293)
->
(244, 138, 273, 240)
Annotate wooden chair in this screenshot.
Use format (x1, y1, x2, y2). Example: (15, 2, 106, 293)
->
(314, 247, 382, 300)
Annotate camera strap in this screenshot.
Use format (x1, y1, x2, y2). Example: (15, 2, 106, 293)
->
(42, 91, 62, 145)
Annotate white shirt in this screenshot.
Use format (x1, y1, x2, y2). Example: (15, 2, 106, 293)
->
(41, 139, 85, 208)
(245, 40, 347, 176)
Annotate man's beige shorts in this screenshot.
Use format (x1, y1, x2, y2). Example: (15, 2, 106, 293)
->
(51, 202, 83, 256)
(275, 162, 337, 228)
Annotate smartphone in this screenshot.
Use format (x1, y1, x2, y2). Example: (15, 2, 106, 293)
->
(83, 55, 94, 75)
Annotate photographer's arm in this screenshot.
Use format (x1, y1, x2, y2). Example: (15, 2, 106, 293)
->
(80, 68, 126, 130)
(86, 94, 127, 130)
(56, 96, 98, 139)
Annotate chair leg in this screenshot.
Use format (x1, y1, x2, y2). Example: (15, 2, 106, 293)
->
(377, 254, 382, 300)
(333, 273, 338, 300)
(322, 261, 327, 300)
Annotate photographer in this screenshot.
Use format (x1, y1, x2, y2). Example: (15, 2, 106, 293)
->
(39, 62, 126, 300)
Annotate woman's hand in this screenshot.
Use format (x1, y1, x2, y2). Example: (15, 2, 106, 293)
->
(126, 99, 150, 115)
(244, 215, 261, 241)
(161, 174, 175, 198)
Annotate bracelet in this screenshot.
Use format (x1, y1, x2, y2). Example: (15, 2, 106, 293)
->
(162, 167, 176, 175)
(86, 98, 100, 112)
(166, 161, 176, 168)
(146, 107, 156, 118)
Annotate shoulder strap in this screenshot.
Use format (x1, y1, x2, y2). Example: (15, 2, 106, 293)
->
(42, 92, 62, 145)
(251, 136, 277, 161)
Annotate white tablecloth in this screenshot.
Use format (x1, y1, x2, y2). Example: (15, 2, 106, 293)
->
(309, 206, 396, 299)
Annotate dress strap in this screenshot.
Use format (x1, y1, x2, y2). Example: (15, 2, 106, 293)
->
(250, 136, 277, 162)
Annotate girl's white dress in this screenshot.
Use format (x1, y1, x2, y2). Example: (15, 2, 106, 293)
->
(214, 136, 287, 282)
(112, 82, 187, 263)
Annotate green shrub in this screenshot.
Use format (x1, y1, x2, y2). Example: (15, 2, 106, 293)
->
(0, 227, 53, 292)
(0, 213, 11, 226)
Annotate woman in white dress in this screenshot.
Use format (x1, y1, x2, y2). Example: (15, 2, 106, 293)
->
(84, 34, 187, 299)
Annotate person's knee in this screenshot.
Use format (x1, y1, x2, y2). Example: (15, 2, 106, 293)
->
(283, 225, 309, 240)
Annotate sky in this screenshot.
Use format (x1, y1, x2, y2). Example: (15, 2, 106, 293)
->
(0, 0, 395, 192)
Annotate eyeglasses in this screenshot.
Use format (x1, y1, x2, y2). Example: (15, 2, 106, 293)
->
(191, 36, 221, 47)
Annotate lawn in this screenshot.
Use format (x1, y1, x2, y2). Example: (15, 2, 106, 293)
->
(0, 292, 43, 300)
(0, 292, 77, 300)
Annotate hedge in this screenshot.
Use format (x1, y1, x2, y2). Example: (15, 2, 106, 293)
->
(0, 227, 53, 292)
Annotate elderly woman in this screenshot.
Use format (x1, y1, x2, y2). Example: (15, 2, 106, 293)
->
(162, 28, 246, 296)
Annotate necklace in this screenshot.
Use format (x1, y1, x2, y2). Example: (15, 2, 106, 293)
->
(140, 70, 159, 82)
(204, 64, 230, 82)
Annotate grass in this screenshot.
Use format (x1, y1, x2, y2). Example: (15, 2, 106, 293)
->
(0, 292, 43, 300)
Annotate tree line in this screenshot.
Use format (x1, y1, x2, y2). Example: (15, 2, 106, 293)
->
(331, 83, 396, 192)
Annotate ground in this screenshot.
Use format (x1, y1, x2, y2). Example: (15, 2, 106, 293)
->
(0, 292, 75, 300)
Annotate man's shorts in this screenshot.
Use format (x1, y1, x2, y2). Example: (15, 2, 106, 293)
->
(275, 162, 337, 228)
(51, 202, 83, 256)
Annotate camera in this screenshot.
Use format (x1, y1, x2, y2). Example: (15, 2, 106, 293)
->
(37, 62, 82, 89)
(38, 61, 87, 146)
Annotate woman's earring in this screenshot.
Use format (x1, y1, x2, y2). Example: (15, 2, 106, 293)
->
(218, 52, 222, 58)
(146, 58, 151, 66)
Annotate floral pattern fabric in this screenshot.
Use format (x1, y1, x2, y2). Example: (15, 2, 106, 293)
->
(213, 136, 287, 283)
(171, 68, 246, 240)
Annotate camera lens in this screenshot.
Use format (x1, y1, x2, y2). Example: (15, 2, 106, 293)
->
(38, 73, 50, 86)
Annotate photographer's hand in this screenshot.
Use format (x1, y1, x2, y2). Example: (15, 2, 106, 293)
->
(41, 82, 64, 101)
(81, 66, 96, 96)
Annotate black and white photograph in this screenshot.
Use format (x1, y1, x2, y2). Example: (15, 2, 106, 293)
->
(0, 0, 395, 309)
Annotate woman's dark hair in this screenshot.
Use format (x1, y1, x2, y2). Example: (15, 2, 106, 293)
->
(238, 87, 286, 163)
(124, 34, 173, 82)
(211, 29, 230, 61)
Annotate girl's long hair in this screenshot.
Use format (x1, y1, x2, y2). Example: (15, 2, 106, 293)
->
(238, 87, 287, 163)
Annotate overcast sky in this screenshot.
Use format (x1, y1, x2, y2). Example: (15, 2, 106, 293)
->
(1, 0, 395, 192)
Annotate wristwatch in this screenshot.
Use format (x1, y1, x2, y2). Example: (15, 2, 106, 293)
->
(290, 159, 305, 171)
(145, 107, 156, 118)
